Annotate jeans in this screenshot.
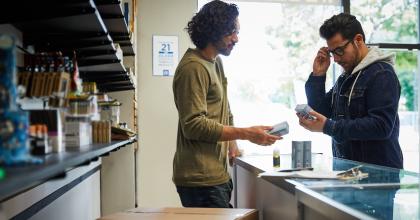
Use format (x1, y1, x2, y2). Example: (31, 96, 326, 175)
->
(176, 179, 233, 208)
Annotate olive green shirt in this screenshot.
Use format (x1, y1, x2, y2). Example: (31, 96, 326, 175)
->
(172, 48, 234, 187)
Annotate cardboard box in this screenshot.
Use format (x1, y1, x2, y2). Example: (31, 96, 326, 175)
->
(98, 207, 258, 220)
(65, 120, 92, 148)
(29, 109, 65, 153)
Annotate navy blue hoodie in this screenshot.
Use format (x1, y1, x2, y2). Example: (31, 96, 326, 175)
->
(306, 47, 403, 169)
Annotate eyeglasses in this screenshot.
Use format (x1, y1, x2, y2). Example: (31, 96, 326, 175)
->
(328, 40, 352, 57)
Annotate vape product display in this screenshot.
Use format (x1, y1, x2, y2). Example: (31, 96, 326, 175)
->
(18, 52, 71, 99)
(92, 121, 111, 144)
(268, 121, 289, 137)
(0, 35, 41, 165)
(292, 141, 311, 168)
(295, 104, 316, 120)
(65, 116, 92, 148)
(29, 124, 52, 155)
(99, 100, 121, 126)
(0, 35, 17, 112)
(292, 141, 304, 168)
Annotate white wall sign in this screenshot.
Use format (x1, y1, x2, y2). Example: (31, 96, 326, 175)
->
(152, 35, 179, 76)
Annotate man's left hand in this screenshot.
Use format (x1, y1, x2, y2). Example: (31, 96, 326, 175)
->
(228, 141, 242, 166)
(297, 110, 327, 132)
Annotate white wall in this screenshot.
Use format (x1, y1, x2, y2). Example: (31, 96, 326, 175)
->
(137, 0, 197, 206)
(100, 91, 136, 215)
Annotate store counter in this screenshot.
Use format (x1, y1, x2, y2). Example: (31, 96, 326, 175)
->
(0, 137, 136, 219)
(234, 153, 419, 220)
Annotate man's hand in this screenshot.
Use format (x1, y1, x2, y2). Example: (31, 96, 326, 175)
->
(245, 126, 282, 146)
(220, 125, 282, 145)
(297, 110, 327, 132)
(313, 47, 331, 76)
(228, 141, 241, 166)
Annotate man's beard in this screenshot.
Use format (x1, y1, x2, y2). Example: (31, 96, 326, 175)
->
(218, 47, 231, 56)
(215, 41, 234, 56)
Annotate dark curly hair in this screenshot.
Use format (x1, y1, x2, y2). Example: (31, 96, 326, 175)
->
(186, 0, 239, 49)
(320, 13, 365, 42)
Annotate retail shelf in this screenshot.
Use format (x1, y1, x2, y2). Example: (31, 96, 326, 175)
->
(24, 33, 114, 53)
(79, 69, 135, 92)
(78, 59, 121, 66)
(10, 2, 107, 34)
(79, 71, 128, 77)
(95, 0, 129, 35)
(121, 44, 135, 56)
(82, 75, 130, 82)
(79, 61, 126, 72)
(78, 51, 119, 60)
(0, 0, 128, 71)
(25, 32, 111, 43)
(0, 137, 137, 202)
(112, 35, 131, 42)
(99, 85, 135, 92)
(96, 81, 132, 87)
(76, 43, 116, 52)
(95, 0, 122, 14)
(94, 0, 135, 56)
(17, 97, 50, 110)
(0, 1, 98, 24)
(0, 0, 135, 89)
(102, 18, 129, 35)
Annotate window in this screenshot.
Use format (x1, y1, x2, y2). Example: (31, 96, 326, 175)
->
(351, 0, 418, 44)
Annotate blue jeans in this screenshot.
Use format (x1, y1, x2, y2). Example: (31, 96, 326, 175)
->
(176, 179, 233, 208)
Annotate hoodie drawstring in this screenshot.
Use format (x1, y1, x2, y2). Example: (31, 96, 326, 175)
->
(348, 70, 362, 107)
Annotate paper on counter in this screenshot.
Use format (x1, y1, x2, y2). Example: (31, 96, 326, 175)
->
(259, 170, 343, 179)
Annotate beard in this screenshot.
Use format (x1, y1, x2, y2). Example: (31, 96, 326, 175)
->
(218, 47, 232, 56)
(341, 43, 360, 74)
(215, 41, 234, 56)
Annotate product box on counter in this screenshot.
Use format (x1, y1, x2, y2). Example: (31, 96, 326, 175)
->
(292, 141, 312, 168)
(29, 110, 65, 153)
(65, 119, 92, 148)
(98, 207, 258, 220)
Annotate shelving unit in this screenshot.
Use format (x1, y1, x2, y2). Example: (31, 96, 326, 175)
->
(0, 1, 139, 218)
(0, 0, 136, 92)
(95, 0, 135, 56)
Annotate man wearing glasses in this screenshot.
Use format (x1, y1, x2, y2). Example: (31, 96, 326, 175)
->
(297, 13, 403, 169)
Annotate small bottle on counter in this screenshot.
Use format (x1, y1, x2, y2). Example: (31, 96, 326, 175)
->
(273, 145, 280, 168)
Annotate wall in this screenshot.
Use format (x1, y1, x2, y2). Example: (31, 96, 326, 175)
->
(101, 91, 136, 215)
(137, 0, 196, 206)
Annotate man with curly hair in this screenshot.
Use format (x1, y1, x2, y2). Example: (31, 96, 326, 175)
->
(172, 0, 281, 208)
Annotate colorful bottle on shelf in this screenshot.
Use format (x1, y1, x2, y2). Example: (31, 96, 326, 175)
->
(0, 35, 41, 165)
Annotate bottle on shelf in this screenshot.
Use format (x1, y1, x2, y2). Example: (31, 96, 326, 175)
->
(70, 51, 82, 95)
(273, 145, 280, 168)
